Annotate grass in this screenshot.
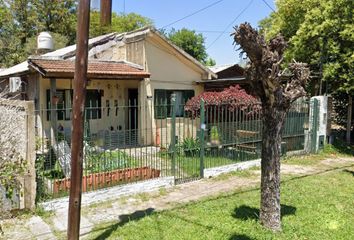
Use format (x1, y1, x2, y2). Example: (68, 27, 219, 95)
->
(176, 156, 237, 177)
(88, 161, 354, 239)
(210, 166, 260, 181)
(283, 142, 353, 166)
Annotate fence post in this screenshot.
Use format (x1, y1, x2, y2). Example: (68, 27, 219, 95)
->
(309, 98, 319, 153)
(199, 99, 205, 178)
(170, 94, 177, 179)
(24, 101, 36, 210)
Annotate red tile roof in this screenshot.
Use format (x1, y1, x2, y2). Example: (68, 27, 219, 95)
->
(28, 59, 150, 79)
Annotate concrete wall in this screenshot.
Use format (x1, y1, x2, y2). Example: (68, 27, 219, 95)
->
(0, 100, 36, 211)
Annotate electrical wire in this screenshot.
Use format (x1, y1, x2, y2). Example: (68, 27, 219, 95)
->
(161, 0, 227, 29)
(195, 30, 233, 34)
(261, 0, 275, 12)
(206, 0, 254, 50)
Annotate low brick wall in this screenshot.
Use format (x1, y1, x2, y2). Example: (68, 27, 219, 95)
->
(53, 167, 161, 193)
(41, 176, 174, 211)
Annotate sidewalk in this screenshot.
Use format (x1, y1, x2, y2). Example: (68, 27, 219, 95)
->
(1, 156, 353, 240)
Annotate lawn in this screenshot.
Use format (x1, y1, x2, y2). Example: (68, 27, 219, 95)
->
(89, 162, 354, 239)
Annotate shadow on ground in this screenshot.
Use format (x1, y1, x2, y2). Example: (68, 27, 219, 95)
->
(229, 234, 253, 240)
(92, 208, 155, 240)
(343, 169, 354, 176)
(232, 204, 296, 221)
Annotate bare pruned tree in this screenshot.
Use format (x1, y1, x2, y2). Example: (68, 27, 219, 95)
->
(233, 23, 310, 231)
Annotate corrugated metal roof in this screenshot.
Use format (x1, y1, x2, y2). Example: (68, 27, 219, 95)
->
(28, 59, 150, 79)
(0, 33, 116, 79)
(209, 64, 235, 73)
(0, 27, 217, 80)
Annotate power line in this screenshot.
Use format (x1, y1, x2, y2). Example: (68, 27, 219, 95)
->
(195, 30, 233, 34)
(206, 0, 254, 49)
(261, 0, 275, 12)
(161, 0, 227, 29)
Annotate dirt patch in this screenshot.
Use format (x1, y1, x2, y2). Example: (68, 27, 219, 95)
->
(281, 164, 317, 175)
(321, 157, 354, 166)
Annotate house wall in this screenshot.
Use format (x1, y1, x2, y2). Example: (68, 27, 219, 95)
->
(37, 77, 140, 143)
(143, 39, 204, 146)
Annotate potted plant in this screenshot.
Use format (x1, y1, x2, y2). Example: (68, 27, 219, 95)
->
(182, 137, 200, 157)
(210, 126, 220, 146)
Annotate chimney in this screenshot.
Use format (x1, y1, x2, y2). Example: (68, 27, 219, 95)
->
(100, 0, 112, 27)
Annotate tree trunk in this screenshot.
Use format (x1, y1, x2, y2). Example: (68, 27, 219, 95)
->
(260, 106, 286, 231)
(346, 95, 352, 144)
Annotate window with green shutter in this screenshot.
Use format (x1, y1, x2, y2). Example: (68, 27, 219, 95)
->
(154, 89, 195, 118)
(46, 89, 102, 120)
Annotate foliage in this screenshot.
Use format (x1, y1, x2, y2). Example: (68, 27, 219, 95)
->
(181, 138, 200, 157)
(89, 11, 153, 38)
(0, 1, 152, 67)
(259, 0, 354, 96)
(0, 0, 77, 67)
(210, 126, 220, 142)
(0, 93, 27, 216)
(185, 85, 260, 116)
(166, 28, 215, 65)
(205, 57, 216, 66)
(85, 149, 135, 174)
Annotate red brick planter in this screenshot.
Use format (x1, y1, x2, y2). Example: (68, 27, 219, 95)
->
(53, 167, 161, 194)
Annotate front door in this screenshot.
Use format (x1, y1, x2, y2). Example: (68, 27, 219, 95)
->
(128, 89, 138, 145)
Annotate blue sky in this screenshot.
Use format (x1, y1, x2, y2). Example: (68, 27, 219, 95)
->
(92, 0, 275, 65)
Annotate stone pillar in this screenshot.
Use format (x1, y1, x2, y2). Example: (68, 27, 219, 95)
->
(24, 101, 36, 210)
(50, 78, 57, 144)
(139, 79, 154, 145)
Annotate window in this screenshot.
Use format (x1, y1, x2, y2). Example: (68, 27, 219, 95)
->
(85, 90, 102, 119)
(154, 89, 194, 118)
(46, 89, 102, 120)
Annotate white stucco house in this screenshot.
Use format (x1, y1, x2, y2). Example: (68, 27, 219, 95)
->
(0, 27, 217, 148)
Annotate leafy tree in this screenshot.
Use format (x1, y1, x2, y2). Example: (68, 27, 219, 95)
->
(32, 0, 77, 44)
(89, 11, 153, 38)
(205, 57, 216, 67)
(259, 0, 354, 141)
(0, 1, 153, 67)
(233, 23, 310, 231)
(0, 0, 77, 67)
(167, 28, 215, 65)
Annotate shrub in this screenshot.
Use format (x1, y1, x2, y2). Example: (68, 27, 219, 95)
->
(210, 126, 220, 144)
(181, 138, 200, 157)
(185, 85, 260, 117)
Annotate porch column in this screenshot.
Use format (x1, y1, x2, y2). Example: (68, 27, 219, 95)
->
(50, 78, 57, 144)
(139, 79, 154, 146)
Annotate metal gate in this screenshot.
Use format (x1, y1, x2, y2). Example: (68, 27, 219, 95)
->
(170, 97, 313, 184)
(170, 96, 204, 184)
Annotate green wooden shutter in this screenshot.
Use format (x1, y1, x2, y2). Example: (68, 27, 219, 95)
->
(154, 89, 167, 119)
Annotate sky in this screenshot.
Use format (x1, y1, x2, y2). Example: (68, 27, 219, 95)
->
(92, 0, 275, 66)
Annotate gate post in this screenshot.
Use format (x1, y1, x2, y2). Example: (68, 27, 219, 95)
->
(170, 94, 177, 178)
(309, 98, 319, 153)
(199, 99, 205, 178)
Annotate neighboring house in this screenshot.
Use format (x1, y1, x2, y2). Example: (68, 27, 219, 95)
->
(200, 64, 250, 92)
(0, 27, 216, 148)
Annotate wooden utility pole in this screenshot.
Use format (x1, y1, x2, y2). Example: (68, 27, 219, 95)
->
(100, 0, 112, 26)
(67, 0, 90, 239)
(346, 95, 352, 144)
